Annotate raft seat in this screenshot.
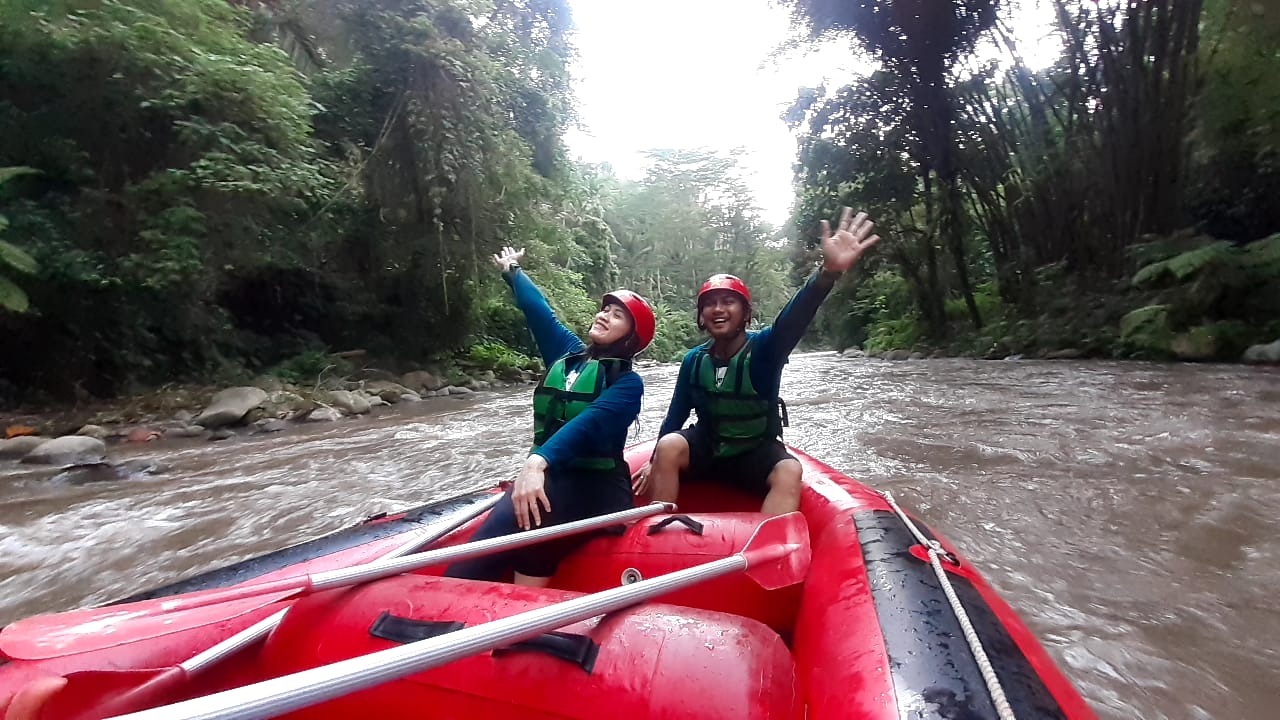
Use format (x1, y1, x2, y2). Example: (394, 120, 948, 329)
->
(252, 574, 802, 720)
(551, 511, 804, 634)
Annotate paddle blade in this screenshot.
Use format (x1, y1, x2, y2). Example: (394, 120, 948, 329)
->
(0, 590, 297, 661)
(741, 512, 811, 590)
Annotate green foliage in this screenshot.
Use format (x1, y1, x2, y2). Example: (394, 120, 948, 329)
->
(269, 349, 352, 386)
(864, 317, 922, 354)
(0, 166, 40, 312)
(466, 341, 535, 374)
(1132, 241, 1235, 288)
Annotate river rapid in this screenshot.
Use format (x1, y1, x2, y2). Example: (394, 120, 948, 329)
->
(2, 353, 1278, 719)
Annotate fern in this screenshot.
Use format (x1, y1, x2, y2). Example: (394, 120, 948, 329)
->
(1132, 241, 1234, 288)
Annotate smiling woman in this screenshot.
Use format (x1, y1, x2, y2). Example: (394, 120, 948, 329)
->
(442, 246, 656, 588)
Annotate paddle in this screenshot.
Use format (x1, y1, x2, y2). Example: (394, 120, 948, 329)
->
(107, 511, 810, 720)
(2, 500, 674, 661)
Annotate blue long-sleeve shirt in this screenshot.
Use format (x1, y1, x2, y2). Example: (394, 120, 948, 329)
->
(657, 270, 837, 438)
(503, 267, 643, 470)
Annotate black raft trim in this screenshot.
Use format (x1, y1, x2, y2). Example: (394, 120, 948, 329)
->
(369, 612, 465, 643)
(493, 631, 600, 674)
(852, 509, 1067, 720)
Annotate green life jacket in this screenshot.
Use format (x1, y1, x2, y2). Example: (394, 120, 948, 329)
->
(688, 339, 785, 459)
(531, 353, 629, 473)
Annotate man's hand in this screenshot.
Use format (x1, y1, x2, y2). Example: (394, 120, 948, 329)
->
(818, 207, 880, 275)
(492, 246, 525, 273)
(512, 454, 551, 530)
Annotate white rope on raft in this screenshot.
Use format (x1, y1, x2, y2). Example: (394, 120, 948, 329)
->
(878, 490, 1017, 720)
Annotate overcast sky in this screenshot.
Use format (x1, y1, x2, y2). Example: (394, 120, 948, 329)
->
(563, 0, 1057, 227)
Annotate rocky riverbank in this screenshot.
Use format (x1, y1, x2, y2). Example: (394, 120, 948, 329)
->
(0, 366, 538, 467)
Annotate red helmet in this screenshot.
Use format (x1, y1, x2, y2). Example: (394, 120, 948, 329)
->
(602, 289, 655, 353)
(697, 274, 751, 306)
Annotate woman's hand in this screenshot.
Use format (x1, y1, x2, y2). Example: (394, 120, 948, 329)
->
(631, 461, 652, 496)
(818, 207, 880, 275)
(512, 454, 551, 530)
(492, 246, 526, 273)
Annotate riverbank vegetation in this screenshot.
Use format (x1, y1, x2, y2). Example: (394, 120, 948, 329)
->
(782, 0, 1280, 361)
(1, 0, 1278, 410)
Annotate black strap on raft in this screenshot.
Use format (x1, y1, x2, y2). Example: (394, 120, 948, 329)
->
(369, 612, 465, 644)
(777, 398, 789, 428)
(647, 514, 704, 536)
(493, 631, 600, 673)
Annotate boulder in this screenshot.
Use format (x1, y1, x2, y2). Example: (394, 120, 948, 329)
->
(908, 352, 926, 360)
(253, 418, 288, 434)
(447, 385, 475, 396)
(0, 436, 48, 459)
(262, 391, 312, 418)
(165, 425, 207, 439)
(364, 380, 418, 403)
(194, 387, 268, 428)
(884, 349, 913, 361)
(76, 424, 110, 440)
(399, 393, 422, 403)
(1242, 338, 1280, 364)
(1171, 326, 1219, 361)
(465, 380, 492, 392)
(302, 406, 343, 422)
(401, 371, 444, 393)
(326, 390, 371, 415)
(20, 436, 107, 465)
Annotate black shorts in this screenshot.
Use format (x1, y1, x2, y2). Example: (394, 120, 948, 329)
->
(676, 425, 797, 497)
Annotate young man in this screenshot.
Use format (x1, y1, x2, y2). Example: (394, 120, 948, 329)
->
(633, 208, 880, 514)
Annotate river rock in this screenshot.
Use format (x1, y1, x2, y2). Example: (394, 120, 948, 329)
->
(477, 370, 497, 383)
(364, 381, 418, 403)
(367, 396, 389, 408)
(195, 387, 268, 428)
(908, 352, 926, 360)
(884, 349, 913, 361)
(253, 418, 288, 434)
(447, 385, 475, 396)
(326, 390, 371, 415)
(841, 348, 866, 358)
(1171, 326, 1218, 361)
(208, 429, 234, 441)
(252, 375, 285, 393)
(75, 424, 109, 440)
(1045, 348, 1084, 360)
(398, 393, 422, 403)
(52, 459, 169, 484)
(20, 436, 107, 465)
(302, 406, 342, 423)
(401, 371, 444, 393)
(465, 380, 492, 392)
(1242, 339, 1280, 364)
(172, 409, 195, 424)
(262, 390, 312, 419)
(165, 425, 207, 438)
(0, 436, 48, 459)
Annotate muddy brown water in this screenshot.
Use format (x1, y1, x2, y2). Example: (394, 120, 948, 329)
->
(2, 354, 1278, 719)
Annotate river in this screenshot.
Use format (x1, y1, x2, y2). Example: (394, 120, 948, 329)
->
(2, 353, 1278, 719)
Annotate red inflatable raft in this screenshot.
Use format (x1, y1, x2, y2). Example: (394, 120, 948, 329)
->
(0, 445, 1096, 719)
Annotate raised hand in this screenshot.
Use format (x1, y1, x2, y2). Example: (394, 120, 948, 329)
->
(818, 207, 880, 275)
(492, 246, 526, 272)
